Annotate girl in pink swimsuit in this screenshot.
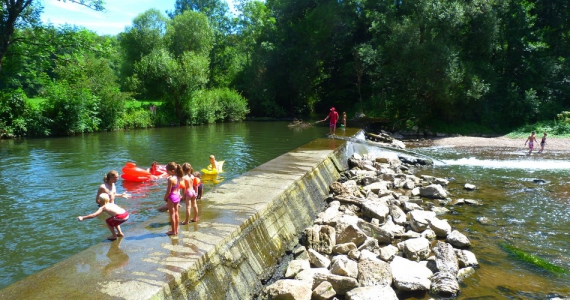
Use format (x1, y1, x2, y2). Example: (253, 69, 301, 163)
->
(164, 162, 183, 235)
(182, 162, 199, 224)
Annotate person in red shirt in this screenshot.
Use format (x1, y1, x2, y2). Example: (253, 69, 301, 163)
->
(322, 107, 339, 135)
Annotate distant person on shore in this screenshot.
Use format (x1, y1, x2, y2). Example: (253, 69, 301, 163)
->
(524, 131, 539, 155)
(538, 132, 548, 153)
(164, 162, 183, 235)
(182, 163, 199, 224)
(342, 111, 347, 128)
(96, 170, 131, 206)
(322, 107, 339, 135)
(78, 193, 129, 240)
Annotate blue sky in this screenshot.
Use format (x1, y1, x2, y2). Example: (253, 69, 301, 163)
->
(40, 0, 235, 36)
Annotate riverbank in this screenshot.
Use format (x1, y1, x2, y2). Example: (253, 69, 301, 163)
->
(405, 135, 570, 151)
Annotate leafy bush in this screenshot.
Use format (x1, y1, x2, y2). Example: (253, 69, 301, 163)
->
(0, 89, 29, 137)
(42, 81, 101, 135)
(184, 88, 249, 125)
(122, 107, 153, 129)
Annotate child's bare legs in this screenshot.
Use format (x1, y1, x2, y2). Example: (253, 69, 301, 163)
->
(107, 224, 117, 240)
(116, 225, 124, 237)
(181, 197, 191, 225)
(166, 201, 179, 235)
(191, 197, 199, 222)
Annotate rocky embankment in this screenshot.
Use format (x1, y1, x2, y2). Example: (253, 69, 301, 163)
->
(258, 152, 479, 300)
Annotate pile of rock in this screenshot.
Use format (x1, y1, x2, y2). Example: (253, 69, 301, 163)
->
(260, 152, 479, 300)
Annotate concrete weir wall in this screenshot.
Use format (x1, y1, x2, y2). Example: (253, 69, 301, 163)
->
(0, 137, 353, 300)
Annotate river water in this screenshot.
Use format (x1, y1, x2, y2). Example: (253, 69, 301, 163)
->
(1, 125, 569, 298)
(389, 144, 570, 299)
(0, 121, 327, 290)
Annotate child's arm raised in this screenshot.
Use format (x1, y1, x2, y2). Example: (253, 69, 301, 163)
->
(78, 206, 105, 221)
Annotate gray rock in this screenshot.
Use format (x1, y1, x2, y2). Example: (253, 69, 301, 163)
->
(398, 237, 431, 261)
(357, 258, 393, 287)
(346, 286, 398, 300)
(266, 279, 312, 300)
(312, 273, 359, 295)
(330, 255, 359, 278)
(312, 281, 336, 300)
(332, 242, 357, 255)
(455, 249, 479, 268)
(447, 230, 471, 248)
(430, 272, 460, 296)
(390, 256, 433, 291)
(285, 259, 311, 278)
(308, 248, 331, 268)
(305, 225, 336, 254)
(419, 184, 448, 199)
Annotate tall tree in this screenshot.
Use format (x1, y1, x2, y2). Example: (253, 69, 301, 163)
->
(0, 0, 104, 74)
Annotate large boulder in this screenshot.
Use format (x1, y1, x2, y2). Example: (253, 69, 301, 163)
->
(330, 255, 359, 278)
(398, 237, 431, 261)
(447, 230, 471, 248)
(304, 225, 336, 254)
(284, 259, 311, 278)
(357, 258, 393, 287)
(265, 279, 312, 300)
(361, 200, 390, 222)
(408, 210, 436, 232)
(312, 273, 359, 295)
(336, 215, 368, 246)
(346, 286, 398, 300)
(419, 184, 448, 199)
(308, 249, 331, 268)
(432, 241, 459, 275)
(390, 256, 433, 291)
(428, 218, 452, 238)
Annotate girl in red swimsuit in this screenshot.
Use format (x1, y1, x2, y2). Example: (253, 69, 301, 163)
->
(164, 162, 183, 235)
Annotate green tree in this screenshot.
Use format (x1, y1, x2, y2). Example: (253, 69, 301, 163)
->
(0, 0, 103, 74)
(118, 8, 168, 91)
(135, 48, 209, 124)
(166, 10, 213, 57)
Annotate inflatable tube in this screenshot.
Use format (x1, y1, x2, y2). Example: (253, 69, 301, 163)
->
(201, 160, 225, 175)
(121, 173, 153, 182)
(121, 162, 154, 181)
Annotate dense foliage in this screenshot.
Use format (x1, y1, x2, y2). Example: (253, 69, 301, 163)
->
(1, 0, 569, 137)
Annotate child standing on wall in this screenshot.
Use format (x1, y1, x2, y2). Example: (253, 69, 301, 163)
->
(78, 193, 129, 240)
(164, 162, 183, 235)
(182, 163, 199, 224)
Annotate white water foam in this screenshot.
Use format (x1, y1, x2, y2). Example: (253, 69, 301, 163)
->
(442, 157, 570, 170)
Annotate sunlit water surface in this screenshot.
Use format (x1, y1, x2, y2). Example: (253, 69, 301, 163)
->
(388, 145, 570, 299)
(0, 121, 328, 290)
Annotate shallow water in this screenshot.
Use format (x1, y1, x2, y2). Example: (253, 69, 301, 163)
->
(0, 121, 329, 290)
(402, 145, 570, 299)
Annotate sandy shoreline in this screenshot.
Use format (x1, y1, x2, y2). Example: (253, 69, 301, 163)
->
(404, 135, 570, 151)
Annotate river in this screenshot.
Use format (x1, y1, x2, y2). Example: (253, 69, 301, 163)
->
(0, 121, 327, 290)
(1, 125, 569, 298)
